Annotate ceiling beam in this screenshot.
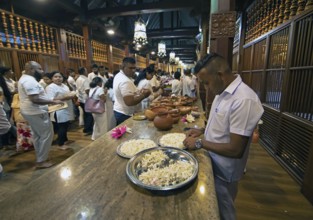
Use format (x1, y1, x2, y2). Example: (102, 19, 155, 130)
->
(54, 0, 84, 14)
(87, 0, 194, 18)
(148, 28, 199, 39)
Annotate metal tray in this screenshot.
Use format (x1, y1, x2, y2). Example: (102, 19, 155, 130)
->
(158, 133, 187, 149)
(116, 139, 157, 159)
(126, 147, 198, 191)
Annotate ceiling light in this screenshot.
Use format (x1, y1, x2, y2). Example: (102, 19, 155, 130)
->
(169, 51, 175, 63)
(107, 29, 115, 35)
(157, 41, 166, 58)
(133, 17, 148, 46)
(151, 51, 155, 55)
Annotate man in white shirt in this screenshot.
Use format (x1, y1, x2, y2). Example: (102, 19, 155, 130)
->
(99, 65, 108, 87)
(113, 57, 151, 125)
(66, 68, 76, 91)
(182, 69, 196, 97)
(88, 64, 100, 82)
(76, 67, 93, 135)
(183, 53, 264, 220)
(18, 61, 62, 168)
(171, 71, 182, 96)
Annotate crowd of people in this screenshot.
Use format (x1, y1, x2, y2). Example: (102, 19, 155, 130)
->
(0, 54, 264, 219)
(0, 57, 198, 169)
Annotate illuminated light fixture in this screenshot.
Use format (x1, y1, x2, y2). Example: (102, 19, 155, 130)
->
(169, 51, 175, 63)
(175, 57, 180, 64)
(107, 29, 115, 35)
(133, 17, 148, 45)
(157, 41, 166, 58)
(179, 60, 183, 65)
(151, 51, 155, 55)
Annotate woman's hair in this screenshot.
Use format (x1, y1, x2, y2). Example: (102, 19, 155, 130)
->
(134, 67, 154, 86)
(174, 71, 181, 80)
(0, 67, 12, 105)
(49, 71, 65, 80)
(78, 67, 86, 75)
(104, 77, 113, 89)
(90, 77, 103, 88)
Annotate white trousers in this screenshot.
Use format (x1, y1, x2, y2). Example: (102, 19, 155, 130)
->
(22, 112, 53, 163)
(214, 177, 238, 220)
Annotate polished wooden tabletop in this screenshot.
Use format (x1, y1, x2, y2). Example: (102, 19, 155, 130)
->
(0, 111, 219, 220)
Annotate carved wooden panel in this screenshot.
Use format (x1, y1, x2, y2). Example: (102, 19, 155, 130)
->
(211, 12, 236, 38)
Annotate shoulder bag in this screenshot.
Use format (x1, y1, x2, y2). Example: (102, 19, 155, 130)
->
(84, 88, 105, 114)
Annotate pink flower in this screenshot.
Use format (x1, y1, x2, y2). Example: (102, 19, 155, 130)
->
(181, 116, 187, 123)
(111, 125, 127, 139)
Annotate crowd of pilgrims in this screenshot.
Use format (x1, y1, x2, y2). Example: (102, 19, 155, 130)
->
(0, 61, 197, 170)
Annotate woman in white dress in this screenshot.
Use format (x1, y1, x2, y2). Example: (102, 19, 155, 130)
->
(104, 77, 116, 131)
(134, 68, 155, 111)
(89, 77, 107, 140)
(46, 72, 75, 150)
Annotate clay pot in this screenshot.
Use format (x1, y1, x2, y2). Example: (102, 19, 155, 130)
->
(145, 109, 157, 121)
(171, 113, 180, 124)
(153, 112, 173, 130)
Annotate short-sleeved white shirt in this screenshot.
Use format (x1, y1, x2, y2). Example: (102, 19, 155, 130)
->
(113, 71, 138, 116)
(89, 86, 105, 100)
(171, 79, 182, 96)
(46, 83, 74, 123)
(76, 75, 90, 103)
(67, 75, 76, 91)
(149, 75, 158, 88)
(5, 77, 16, 93)
(18, 74, 51, 115)
(182, 75, 195, 97)
(204, 75, 264, 182)
(88, 72, 99, 82)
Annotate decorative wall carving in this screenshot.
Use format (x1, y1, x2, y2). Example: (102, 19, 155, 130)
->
(211, 12, 236, 38)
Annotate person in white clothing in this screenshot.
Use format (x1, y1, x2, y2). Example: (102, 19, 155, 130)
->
(182, 68, 196, 97)
(88, 64, 100, 82)
(1, 67, 17, 94)
(134, 67, 155, 111)
(89, 77, 107, 140)
(113, 57, 151, 125)
(75, 67, 93, 134)
(18, 61, 63, 168)
(66, 68, 77, 91)
(99, 65, 108, 87)
(46, 71, 75, 150)
(183, 53, 264, 220)
(104, 77, 116, 131)
(38, 73, 52, 89)
(171, 71, 182, 96)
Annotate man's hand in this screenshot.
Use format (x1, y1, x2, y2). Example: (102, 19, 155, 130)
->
(185, 128, 203, 138)
(183, 136, 197, 150)
(141, 89, 151, 98)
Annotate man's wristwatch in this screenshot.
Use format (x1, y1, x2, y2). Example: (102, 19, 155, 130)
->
(195, 138, 202, 149)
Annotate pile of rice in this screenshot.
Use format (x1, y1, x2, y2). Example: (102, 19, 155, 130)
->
(159, 133, 186, 149)
(119, 139, 156, 157)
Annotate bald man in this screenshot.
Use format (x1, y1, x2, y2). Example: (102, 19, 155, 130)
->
(183, 53, 264, 220)
(18, 61, 62, 168)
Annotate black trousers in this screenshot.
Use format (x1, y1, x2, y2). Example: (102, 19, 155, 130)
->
(79, 102, 94, 133)
(53, 120, 69, 146)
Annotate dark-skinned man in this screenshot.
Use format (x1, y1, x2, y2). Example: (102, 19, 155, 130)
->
(183, 53, 264, 220)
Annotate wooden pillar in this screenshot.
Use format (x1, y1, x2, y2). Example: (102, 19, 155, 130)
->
(11, 50, 21, 79)
(107, 44, 113, 73)
(82, 24, 92, 71)
(57, 28, 69, 73)
(124, 44, 129, 57)
(210, 0, 236, 65)
(146, 53, 150, 67)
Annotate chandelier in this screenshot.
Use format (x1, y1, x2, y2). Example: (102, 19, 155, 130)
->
(175, 57, 180, 64)
(157, 41, 166, 58)
(133, 18, 148, 45)
(169, 51, 175, 63)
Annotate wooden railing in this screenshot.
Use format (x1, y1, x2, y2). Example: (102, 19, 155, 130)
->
(136, 54, 146, 69)
(66, 31, 86, 59)
(91, 40, 108, 63)
(0, 9, 57, 54)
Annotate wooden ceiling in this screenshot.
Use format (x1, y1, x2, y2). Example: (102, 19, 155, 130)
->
(0, 0, 248, 63)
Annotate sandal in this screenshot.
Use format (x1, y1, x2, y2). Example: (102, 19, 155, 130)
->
(36, 161, 54, 169)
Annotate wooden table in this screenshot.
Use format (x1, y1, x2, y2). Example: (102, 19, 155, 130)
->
(0, 112, 220, 220)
